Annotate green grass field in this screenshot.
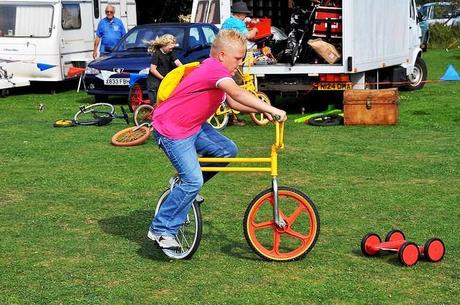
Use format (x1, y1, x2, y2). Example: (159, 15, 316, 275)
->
(1, 49, 459, 305)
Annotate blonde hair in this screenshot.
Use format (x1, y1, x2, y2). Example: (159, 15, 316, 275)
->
(147, 34, 177, 53)
(211, 29, 246, 56)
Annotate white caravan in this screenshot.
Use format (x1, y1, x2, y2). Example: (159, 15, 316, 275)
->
(191, 0, 427, 94)
(0, 0, 136, 95)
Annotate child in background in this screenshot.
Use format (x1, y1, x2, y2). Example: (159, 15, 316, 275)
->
(147, 34, 183, 105)
(148, 29, 287, 250)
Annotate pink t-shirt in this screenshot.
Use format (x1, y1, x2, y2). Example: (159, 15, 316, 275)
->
(153, 58, 232, 139)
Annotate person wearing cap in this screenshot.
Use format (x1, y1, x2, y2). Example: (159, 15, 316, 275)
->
(221, 1, 258, 41)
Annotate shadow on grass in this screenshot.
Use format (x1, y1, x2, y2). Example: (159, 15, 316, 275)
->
(205, 220, 260, 261)
(351, 249, 403, 266)
(98, 209, 170, 261)
(99, 209, 268, 261)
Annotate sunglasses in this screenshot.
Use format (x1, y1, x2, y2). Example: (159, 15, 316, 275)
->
(105, 10, 114, 13)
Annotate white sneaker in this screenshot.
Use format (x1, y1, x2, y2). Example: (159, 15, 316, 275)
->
(195, 194, 204, 204)
(148, 231, 180, 249)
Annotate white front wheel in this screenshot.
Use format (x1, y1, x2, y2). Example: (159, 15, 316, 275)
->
(154, 189, 202, 259)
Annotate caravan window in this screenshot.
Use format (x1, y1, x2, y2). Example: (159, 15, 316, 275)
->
(0, 4, 53, 38)
(62, 4, 82, 30)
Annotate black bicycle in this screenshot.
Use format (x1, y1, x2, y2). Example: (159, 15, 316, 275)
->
(289, 3, 319, 66)
(53, 103, 130, 127)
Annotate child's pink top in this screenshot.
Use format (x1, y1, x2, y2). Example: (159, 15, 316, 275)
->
(153, 58, 232, 139)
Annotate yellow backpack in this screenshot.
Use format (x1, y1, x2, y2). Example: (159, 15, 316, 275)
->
(156, 61, 200, 104)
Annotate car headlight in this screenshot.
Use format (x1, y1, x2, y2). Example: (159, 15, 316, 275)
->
(138, 67, 149, 75)
(85, 67, 100, 75)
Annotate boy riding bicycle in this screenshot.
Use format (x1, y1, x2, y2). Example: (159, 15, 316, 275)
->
(148, 29, 287, 250)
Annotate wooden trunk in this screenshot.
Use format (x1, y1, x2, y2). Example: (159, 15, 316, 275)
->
(343, 89, 400, 125)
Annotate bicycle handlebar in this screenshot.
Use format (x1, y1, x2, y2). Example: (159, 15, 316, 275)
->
(275, 120, 285, 150)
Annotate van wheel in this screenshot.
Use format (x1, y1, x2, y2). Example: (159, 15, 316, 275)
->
(402, 57, 427, 91)
(1, 89, 9, 98)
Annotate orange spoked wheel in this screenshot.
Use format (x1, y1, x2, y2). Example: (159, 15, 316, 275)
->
(111, 125, 151, 147)
(243, 186, 320, 261)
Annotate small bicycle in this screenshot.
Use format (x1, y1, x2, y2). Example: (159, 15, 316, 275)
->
(206, 101, 240, 130)
(207, 60, 272, 130)
(154, 120, 320, 261)
(54, 103, 130, 127)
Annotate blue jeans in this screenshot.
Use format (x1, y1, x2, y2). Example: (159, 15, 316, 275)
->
(150, 123, 238, 236)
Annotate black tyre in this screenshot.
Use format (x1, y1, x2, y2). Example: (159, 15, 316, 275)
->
(1, 89, 9, 98)
(74, 103, 114, 126)
(402, 57, 427, 91)
(243, 186, 320, 261)
(154, 189, 202, 260)
(361, 233, 381, 256)
(307, 114, 343, 126)
(423, 238, 445, 262)
(398, 241, 419, 266)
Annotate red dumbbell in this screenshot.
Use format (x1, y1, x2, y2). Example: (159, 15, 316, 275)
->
(361, 229, 445, 267)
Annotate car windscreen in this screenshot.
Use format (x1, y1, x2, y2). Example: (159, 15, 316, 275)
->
(115, 26, 185, 52)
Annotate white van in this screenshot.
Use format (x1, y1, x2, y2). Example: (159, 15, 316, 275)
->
(192, 0, 427, 94)
(0, 0, 136, 95)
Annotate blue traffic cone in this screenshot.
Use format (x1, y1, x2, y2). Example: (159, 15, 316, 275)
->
(440, 64, 460, 81)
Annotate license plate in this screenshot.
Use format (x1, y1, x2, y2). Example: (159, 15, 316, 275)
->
(317, 82, 353, 90)
(104, 78, 129, 86)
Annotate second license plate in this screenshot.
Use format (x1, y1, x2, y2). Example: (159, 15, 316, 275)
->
(104, 78, 129, 86)
(317, 82, 353, 90)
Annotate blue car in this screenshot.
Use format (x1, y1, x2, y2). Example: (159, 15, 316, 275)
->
(84, 23, 219, 107)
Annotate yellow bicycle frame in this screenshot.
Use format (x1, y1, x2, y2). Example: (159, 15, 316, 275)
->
(198, 122, 286, 227)
(199, 121, 284, 175)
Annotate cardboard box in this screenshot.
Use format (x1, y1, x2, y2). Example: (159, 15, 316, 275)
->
(343, 88, 400, 125)
(307, 38, 341, 64)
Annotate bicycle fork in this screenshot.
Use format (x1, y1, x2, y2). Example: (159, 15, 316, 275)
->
(272, 177, 286, 229)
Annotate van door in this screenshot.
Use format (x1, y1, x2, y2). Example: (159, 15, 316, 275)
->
(408, 0, 420, 52)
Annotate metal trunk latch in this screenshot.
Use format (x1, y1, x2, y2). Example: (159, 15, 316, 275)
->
(366, 97, 372, 110)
